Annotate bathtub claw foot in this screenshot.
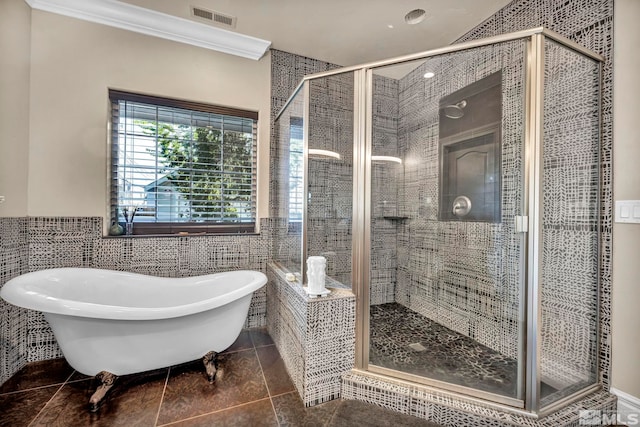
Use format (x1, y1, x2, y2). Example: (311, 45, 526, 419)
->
(89, 371, 118, 412)
(203, 351, 218, 383)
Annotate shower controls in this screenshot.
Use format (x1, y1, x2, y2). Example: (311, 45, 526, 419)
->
(438, 72, 502, 222)
(452, 196, 472, 217)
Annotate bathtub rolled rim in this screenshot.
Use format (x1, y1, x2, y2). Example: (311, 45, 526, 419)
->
(0, 268, 267, 321)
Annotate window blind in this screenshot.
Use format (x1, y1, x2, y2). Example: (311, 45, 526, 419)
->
(109, 90, 257, 235)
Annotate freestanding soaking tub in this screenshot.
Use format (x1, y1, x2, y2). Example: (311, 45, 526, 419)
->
(0, 267, 267, 410)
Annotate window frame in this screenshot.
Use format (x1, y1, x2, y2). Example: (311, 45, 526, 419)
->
(108, 89, 258, 236)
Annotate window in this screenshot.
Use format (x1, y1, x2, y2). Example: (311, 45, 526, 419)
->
(109, 90, 257, 235)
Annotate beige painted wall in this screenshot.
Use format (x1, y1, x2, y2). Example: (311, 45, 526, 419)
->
(612, 0, 640, 400)
(0, 0, 31, 217)
(27, 10, 271, 222)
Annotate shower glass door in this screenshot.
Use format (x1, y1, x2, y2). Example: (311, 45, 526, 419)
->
(365, 39, 528, 406)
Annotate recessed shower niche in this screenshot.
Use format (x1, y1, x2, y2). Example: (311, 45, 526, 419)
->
(439, 71, 502, 222)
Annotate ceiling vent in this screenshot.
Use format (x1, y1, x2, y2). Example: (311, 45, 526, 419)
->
(190, 6, 237, 29)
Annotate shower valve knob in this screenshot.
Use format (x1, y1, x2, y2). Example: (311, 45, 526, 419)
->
(452, 196, 472, 217)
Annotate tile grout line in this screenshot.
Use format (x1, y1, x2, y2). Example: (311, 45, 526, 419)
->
(153, 368, 171, 427)
(254, 343, 275, 350)
(325, 400, 342, 427)
(252, 337, 282, 426)
(221, 343, 272, 355)
(156, 397, 274, 427)
(270, 390, 298, 400)
(26, 369, 77, 427)
(0, 381, 66, 396)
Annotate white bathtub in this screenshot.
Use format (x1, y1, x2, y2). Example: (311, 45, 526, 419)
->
(0, 268, 267, 377)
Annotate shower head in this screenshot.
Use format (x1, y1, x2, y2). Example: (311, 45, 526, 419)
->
(444, 100, 467, 119)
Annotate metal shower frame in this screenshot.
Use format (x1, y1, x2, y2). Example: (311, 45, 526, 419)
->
(276, 26, 604, 416)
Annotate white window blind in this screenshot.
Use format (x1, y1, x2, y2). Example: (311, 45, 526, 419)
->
(109, 90, 257, 235)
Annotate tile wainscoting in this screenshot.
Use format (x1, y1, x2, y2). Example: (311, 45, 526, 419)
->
(0, 216, 275, 386)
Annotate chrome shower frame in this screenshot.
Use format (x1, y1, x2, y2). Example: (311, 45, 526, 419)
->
(275, 26, 604, 416)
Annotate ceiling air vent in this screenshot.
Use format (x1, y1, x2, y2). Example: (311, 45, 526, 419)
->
(190, 6, 237, 29)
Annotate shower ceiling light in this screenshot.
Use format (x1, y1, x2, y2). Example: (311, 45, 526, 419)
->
(308, 149, 341, 160)
(423, 71, 435, 79)
(405, 9, 427, 25)
(372, 155, 402, 164)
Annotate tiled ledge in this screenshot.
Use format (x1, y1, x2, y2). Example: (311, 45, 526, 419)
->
(266, 262, 356, 407)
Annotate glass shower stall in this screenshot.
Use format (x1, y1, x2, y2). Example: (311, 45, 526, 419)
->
(273, 27, 603, 414)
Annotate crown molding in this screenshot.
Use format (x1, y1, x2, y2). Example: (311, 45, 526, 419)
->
(25, 0, 271, 60)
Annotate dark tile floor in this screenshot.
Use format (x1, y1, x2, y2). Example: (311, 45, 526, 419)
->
(0, 328, 441, 427)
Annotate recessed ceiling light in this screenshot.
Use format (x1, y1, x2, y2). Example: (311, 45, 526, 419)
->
(405, 9, 427, 25)
(387, 24, 394, 29)
(423, 71, 435, 79)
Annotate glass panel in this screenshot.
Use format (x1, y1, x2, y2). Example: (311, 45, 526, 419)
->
(539, 39, 600, 408)
(272, 88, 306, 273)
(368, 40, 527, 402)
(306, 72, 355, 287)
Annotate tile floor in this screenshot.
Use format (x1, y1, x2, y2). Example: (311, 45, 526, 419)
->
(0, 328, 441, 427)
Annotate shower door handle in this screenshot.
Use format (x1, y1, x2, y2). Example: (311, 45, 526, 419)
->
(452, 196, 472, 217)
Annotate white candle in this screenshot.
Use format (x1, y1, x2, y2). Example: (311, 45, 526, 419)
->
(306, 256, 327, 294)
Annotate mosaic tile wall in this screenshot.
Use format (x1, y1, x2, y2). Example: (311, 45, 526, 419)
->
(266, 262, 355, 407)
(455, 0, 614, 393)
(370, 75, 401, 305)
(0, 218, 29, 385)
(306, 74, 355, 285)
(269, 49, 342, 220)
(271, 0, 614, 403)
(391, 40, 527, 361)
(539, 38, 601, 405)
(271, 55, 357, 286)
(271, 50, 401, 294)
(0, 216, 274, 385)
(270, 50, 348, 283)
(271, 88, 304, 272)
(342, 0, 614, 423)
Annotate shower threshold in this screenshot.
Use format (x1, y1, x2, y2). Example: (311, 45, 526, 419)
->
(369, 303, 557, 399)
